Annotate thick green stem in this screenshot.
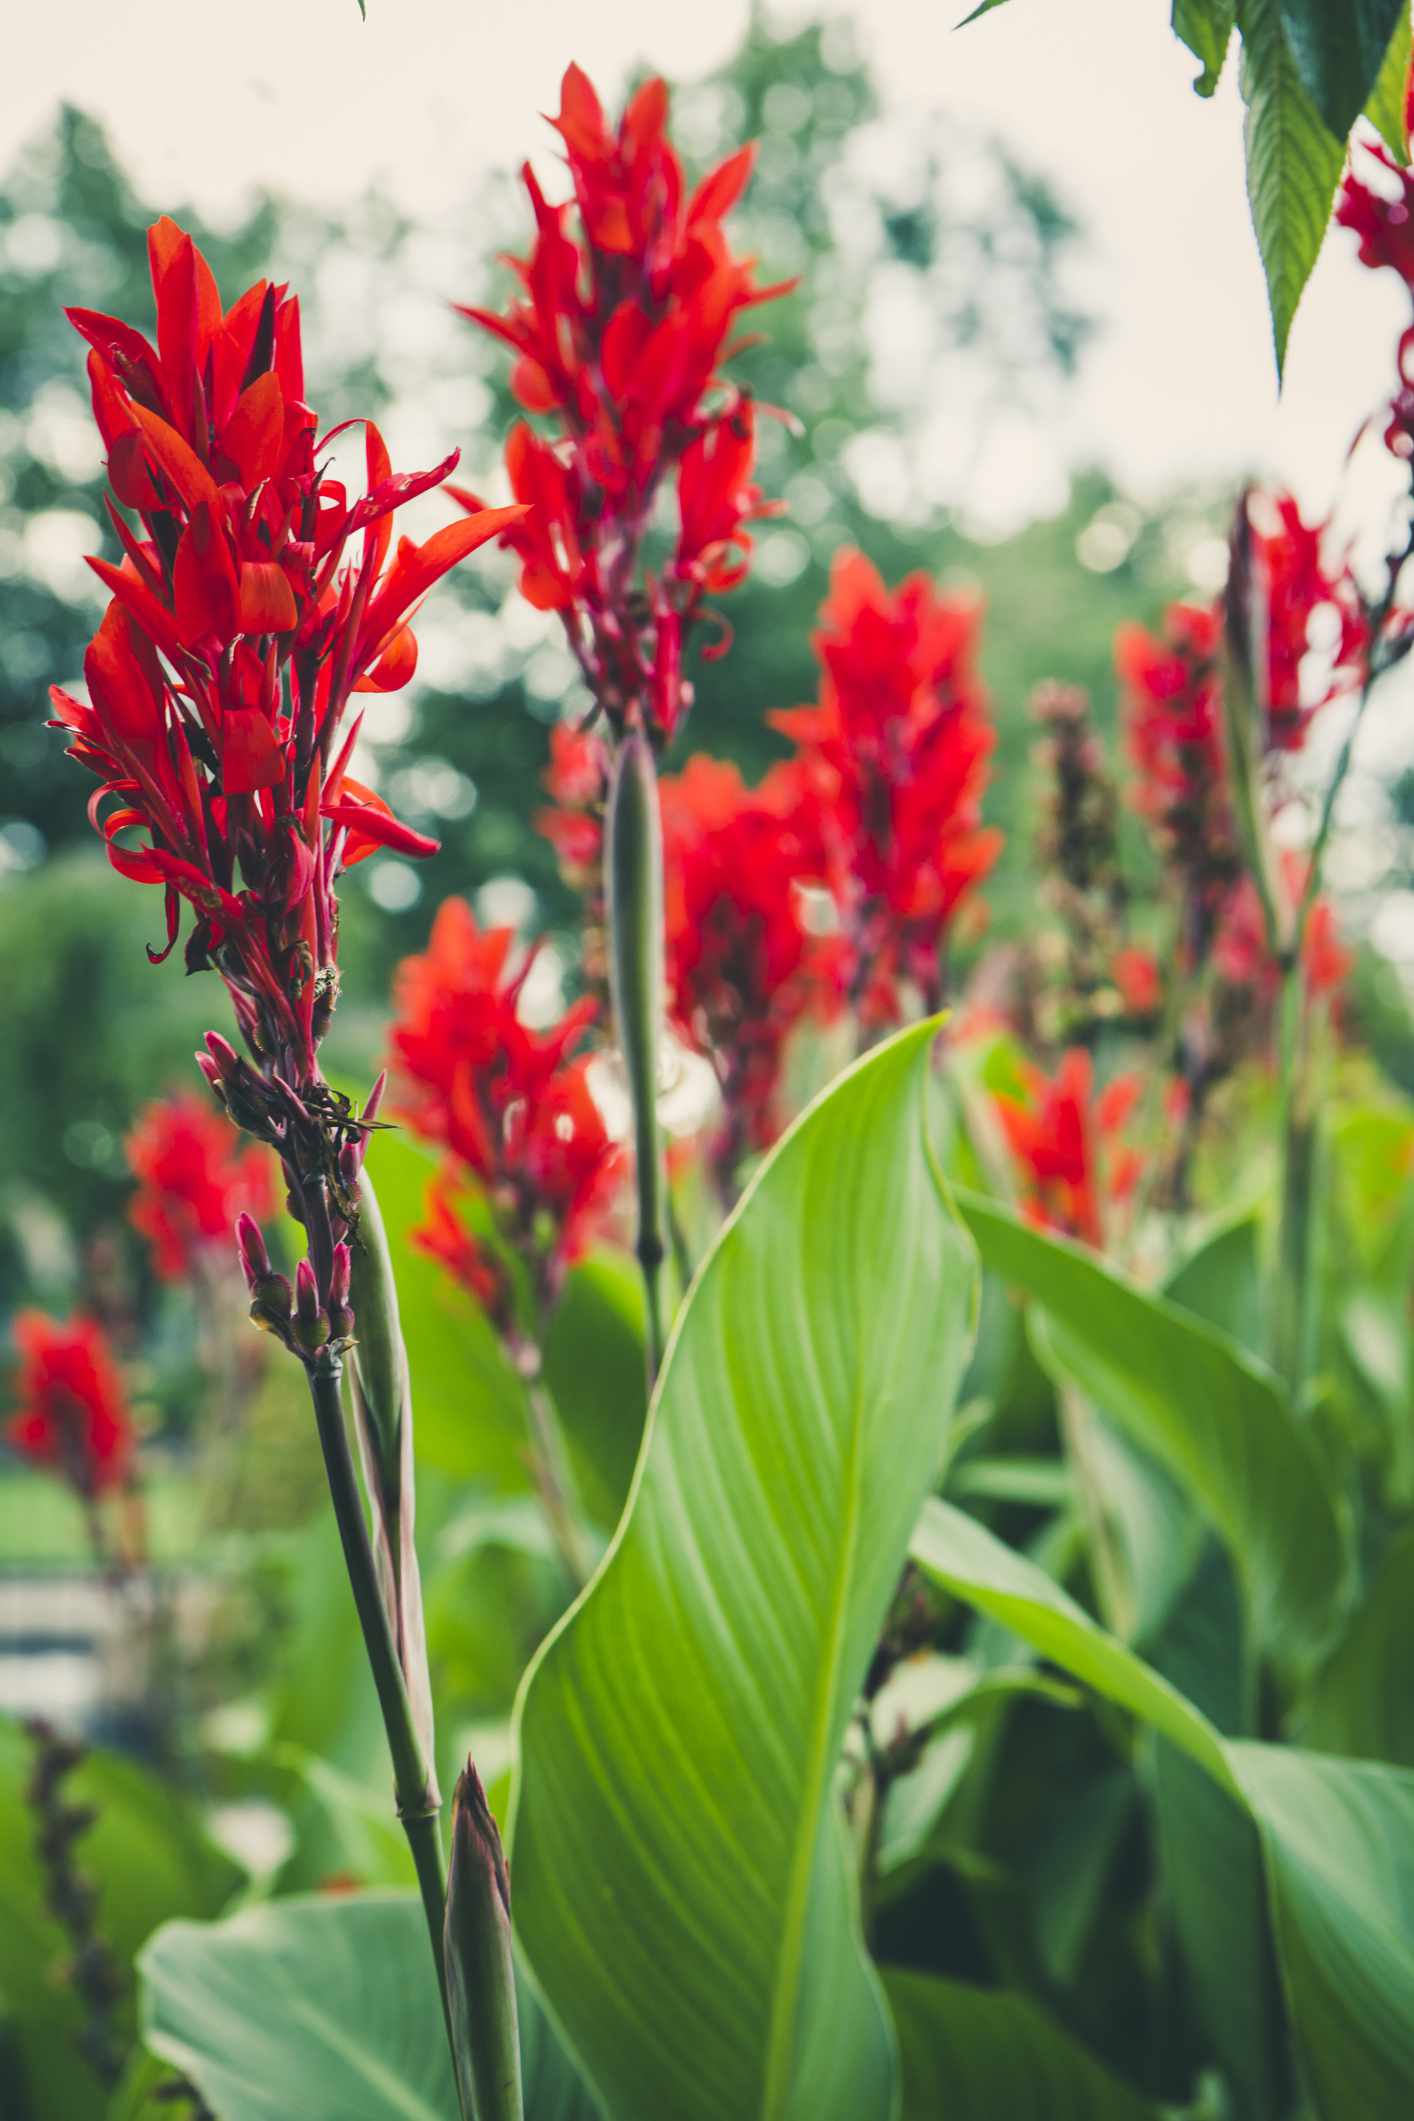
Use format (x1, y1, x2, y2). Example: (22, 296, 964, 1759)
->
(305, 1356, 449, 2018)
(606, 731, 668, 1382)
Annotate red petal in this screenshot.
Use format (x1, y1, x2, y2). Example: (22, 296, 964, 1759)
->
(221, 372, 285, 489)
(221, 708, 286, 795)
(238, 562, 298, 634)
(87, 556, 185, 663)
(129, 403, 222, 513)
(324, 781, 439, 862)
(353, 625, 418, 692)
(173, 503, 240, 645)
(359, 505, 527, 661)
(688, 142, 755, 226)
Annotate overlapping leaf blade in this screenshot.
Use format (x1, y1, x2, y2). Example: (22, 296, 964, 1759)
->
(913, 1499, 1414, 2119)
(954, 1190, 1346, 1658)
(511, 1024, 978, 2121)
(1238, 0, 1347, 372)
(885, 1968, 1159, 2119)
(141, 1894, 602, 2121)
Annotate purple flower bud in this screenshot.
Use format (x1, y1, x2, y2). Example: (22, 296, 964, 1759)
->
(235, 1213, 271, 1290)
(292, 1258, 330, 1352)
(203, 1030, 241, 1078)
(338, 1142, 362, 1187)
(328, 1243, 351, 1310)
(362, 1069, 387, 1128)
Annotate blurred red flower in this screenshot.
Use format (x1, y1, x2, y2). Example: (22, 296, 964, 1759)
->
(390, 899, 621, 1319)
(773, 550, 1001, 1023)
(994, 1048, 1142, 1250)
(56, 217, 521, 1084)
(127, 1090, 276, 1281)
(454, 63, 791, 739)
(7, 1313, 135, 1497)
(660, 754, 839, 1171)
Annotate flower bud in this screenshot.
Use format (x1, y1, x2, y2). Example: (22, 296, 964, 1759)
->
(443, 1763, 521, 2121)
(337, 1142, 362, 1189)
(328, 1242, 354, 1341)
(234, 1213, 271, 1290)
(248, 1273, 293, 1337)
(362, 1069, 387, 1128)
(292, 1259, 329, 1352)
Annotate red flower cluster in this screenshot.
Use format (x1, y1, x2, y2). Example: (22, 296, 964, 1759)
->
(1213, 858, 1351, 1004)
(53, 219, 521, 1365)
(773, 551, 1001, 1023)
(538, 721, 609, 889)
(660, 755, 838, 1172)
(7, 1313, 135, 1498)
(390, 899, 621, 1324)
(56, 218, 520, 1088)
(1337, 144, 1414, 292)
(455, 64, 790, 740)
(127, 1090, 275, 1281)
(994, 1049, 1142, 1250)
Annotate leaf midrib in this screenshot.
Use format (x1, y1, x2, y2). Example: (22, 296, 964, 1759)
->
(760, 1360, 867, 2118)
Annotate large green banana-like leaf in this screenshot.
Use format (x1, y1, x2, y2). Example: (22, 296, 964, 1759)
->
(511, 1023, 978, 2121)
(141, 1894, 602, 2121)
(954, 1190, 1346, 1660)
(884, 1968, 1159, 2118)
(913, 1499, 1414, 2120)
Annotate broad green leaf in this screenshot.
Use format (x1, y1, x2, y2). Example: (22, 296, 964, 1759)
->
(913, 1501, 1414, 2118)
(1278, 0, 1405, 137)
(0, 1720, 244, 2121)
(910, 1500, 1236, 1792)
(141, 1894, 602, 2121)
(1164, 1211, 1263, 1346)
(954, 1190, 1347, 1659)
(1367, 3, 1413, 166)
(1239, 0, 1348, 372)
(1302, 1527, 1414, 1765)
(1174, 0, 1238, 96)
(1153, 1740, 1289, 2120)
(542, 1253, 647, 1530)
(1228, 1745, 1414, 2119)
(885, 1968, 1158, 2118)
(512, 1023, 978, 2121)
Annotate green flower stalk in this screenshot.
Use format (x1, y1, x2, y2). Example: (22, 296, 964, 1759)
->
(606, 732, 669, 1382)
(444, 1763, 523, 2121)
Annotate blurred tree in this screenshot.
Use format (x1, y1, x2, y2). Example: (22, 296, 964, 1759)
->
(0, 14, 1221, 1258)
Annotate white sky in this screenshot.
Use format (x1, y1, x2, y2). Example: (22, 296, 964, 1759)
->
(2, 0, 1408, 520)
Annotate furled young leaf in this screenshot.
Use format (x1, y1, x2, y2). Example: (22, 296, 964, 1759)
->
(1365, 2, 1413, 164)
(884, 1969, 1158, 2119)
(1277, 0, 1405, 138)
(953, 1191, 1347, 1660)
(141, 1894, 602, 2121)
(1238, 0, 1348, 372)
(511, 1023, 978, 2121)
(1174, 0, 1238, 96)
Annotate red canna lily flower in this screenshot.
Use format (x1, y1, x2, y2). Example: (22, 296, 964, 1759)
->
(771, 550, 1001, 1024)
(454, 63, 791, 742)
(994, 1049, 1142, 1250)
(126, 1090, 276, 1281)
(7, 1313, 136, 1498)
(389, 898, 621, 1327)
(53, 219, 522, 1362)
(659, 754, 841, 1187)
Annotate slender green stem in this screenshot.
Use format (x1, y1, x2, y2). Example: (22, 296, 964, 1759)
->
(305, 1355, 449, 2017)
(605, 732, 669, 1382)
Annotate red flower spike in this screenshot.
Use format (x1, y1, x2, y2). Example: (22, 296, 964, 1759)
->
(660, 755, 841, 1177)
(127, 1091, 276, 1282)
(8, 1313, 136, 1498)
(52, 218, 511, 1359)
(994, 1049, 1143, 1250)
(770, 549, 1001, 1025)
(458, 62, 788, 742)
(390, 899, 621, 1321)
